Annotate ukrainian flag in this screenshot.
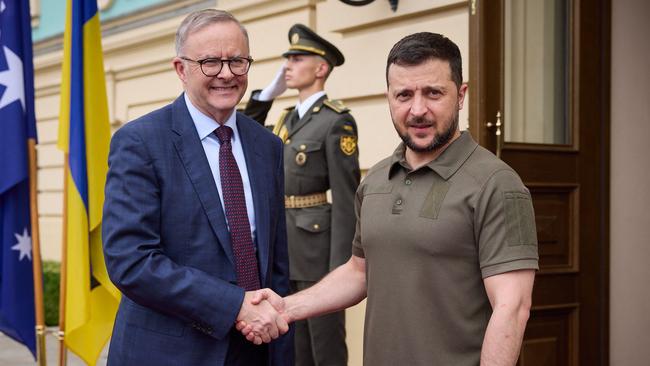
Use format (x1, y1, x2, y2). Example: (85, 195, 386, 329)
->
(57, 0, 120, 364)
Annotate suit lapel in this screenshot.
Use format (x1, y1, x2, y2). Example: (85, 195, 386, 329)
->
(287, 94, 327, 138)
(237, 113, 271, 286)
(170, 95, 235, 265)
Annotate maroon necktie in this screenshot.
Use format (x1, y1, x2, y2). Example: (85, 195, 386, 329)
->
(215, 125, 261, 291)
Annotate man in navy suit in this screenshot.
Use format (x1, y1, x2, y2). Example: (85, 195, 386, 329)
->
(102, 9, 292, 366)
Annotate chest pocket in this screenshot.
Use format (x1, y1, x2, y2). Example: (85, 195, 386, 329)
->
(363, 184, 393, 195)
(419, 177, 450, 220)
(288, 140, 325, 175)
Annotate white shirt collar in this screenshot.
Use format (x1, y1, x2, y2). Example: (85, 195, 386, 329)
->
(184, 93, 239, 142)
(295, 91, 326, 119)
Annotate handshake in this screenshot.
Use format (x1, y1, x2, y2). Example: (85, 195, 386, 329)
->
(233, 256, 365, 345)
(235, 289, 292, 345)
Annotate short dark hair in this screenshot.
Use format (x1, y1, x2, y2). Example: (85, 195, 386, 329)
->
(385, 32, 462, 88)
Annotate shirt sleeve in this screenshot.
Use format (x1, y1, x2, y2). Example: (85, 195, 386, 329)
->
(475, 169, 539, 278)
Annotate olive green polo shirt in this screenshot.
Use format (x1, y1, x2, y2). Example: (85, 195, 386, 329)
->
(352, 131, 538, 366)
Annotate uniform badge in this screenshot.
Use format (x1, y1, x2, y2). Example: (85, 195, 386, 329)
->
(340, 135, 357, 156)
(291, 33, 300, 44)
(295, 152, 307, 166)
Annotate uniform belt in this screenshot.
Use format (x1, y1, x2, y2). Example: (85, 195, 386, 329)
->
(285, 192, 328, 209)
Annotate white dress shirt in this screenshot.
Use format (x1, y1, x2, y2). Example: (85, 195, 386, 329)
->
(295, 90, 326, 119)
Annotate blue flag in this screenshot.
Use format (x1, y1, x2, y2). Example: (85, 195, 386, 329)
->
(0, 0, 38, 358)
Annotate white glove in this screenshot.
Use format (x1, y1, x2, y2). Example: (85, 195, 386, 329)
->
(257, 64, 287, 101)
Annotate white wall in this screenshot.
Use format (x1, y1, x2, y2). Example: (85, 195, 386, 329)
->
(610, 0, 650, 365)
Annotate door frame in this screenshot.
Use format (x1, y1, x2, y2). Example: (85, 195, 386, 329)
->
(467, 0, 611, 364)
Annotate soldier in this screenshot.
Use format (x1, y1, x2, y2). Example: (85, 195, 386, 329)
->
(244, 23, 360, 366)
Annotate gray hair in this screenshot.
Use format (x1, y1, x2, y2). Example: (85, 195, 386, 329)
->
(175, 9, 249, 55)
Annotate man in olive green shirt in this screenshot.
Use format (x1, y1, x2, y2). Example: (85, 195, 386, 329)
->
(239, 32, 538, 366)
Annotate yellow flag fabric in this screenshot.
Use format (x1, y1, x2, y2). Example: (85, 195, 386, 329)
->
(57, 1, 120, 364)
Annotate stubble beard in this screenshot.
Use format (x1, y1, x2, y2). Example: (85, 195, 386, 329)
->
(398, 111, 459, 153)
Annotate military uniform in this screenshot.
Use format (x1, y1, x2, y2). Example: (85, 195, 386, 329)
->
(243, 24, 359, 366)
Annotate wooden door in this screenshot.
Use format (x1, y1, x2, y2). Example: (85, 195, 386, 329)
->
(469, 0, 610, 365)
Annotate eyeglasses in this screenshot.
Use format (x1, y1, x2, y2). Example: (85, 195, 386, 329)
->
(179, 56, 254, 77)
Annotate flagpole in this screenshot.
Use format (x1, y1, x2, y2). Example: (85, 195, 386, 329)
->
(58, 155, 69, 366)
(28, 139, 47, 366)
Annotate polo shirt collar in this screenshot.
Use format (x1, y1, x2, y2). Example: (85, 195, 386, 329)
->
(388, 130, 478, 180)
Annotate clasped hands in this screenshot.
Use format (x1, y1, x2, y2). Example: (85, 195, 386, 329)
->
(235, 289, 290, 345)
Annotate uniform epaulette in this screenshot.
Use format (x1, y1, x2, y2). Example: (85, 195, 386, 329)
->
(323, 99, 350, 114)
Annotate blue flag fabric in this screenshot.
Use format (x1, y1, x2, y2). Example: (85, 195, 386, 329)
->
(0, 0, 38, 358)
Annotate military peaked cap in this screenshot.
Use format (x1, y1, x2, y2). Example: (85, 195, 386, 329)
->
(282, 23, 345, 67)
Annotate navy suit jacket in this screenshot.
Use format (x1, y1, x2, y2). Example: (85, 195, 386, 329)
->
(102, 94, 292, 366)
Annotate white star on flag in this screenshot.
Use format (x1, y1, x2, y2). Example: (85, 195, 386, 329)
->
(0, 45, 26, 111)
(12, 228, 32, 261)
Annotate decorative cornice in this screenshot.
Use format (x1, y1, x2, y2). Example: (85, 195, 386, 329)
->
(33, 0, 216, 56)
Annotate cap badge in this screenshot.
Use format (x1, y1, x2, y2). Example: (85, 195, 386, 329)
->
(291, 33, 300, 44)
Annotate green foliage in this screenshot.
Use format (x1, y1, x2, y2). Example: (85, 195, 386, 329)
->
(42, 261, 60, 326)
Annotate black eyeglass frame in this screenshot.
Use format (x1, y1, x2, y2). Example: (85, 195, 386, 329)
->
(179, 56, 254, 77)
